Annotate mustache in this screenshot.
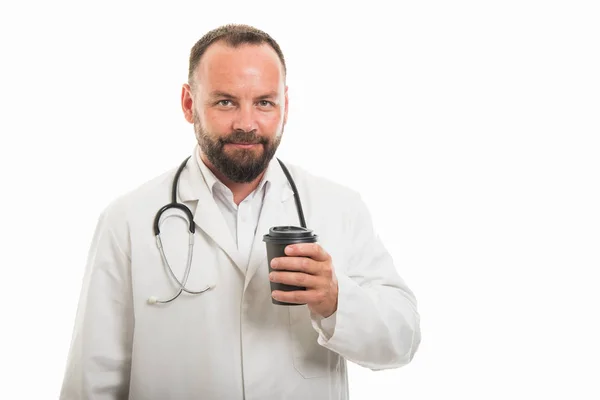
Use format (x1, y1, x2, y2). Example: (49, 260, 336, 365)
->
(220, 131, 268, 145)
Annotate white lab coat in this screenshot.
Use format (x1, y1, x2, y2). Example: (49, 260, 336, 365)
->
(59, 150, 421, 400)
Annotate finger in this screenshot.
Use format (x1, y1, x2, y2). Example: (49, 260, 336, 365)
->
(269, 271, 322, 289)
(284, 243, 330, 262)
(272, 289, 320, 305)
(271, 256, 320, 275)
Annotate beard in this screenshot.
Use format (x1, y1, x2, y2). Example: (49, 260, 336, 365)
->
(193, 112, 283, 183)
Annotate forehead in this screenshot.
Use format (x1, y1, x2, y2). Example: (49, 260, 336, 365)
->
(195, 41, 284, 93)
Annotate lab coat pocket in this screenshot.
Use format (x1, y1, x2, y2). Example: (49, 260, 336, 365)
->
(289, 305, 331, 379)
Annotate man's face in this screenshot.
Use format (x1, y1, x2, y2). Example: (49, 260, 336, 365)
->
(183, 42, 288, 183)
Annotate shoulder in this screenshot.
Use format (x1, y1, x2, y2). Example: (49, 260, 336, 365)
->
(278, 160, 376, 253)
(96, 164, 178, 228)
(278, 159, 364, 207)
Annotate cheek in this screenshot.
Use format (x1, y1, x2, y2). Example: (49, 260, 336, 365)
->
(203, 109, 232, 132)
(258, 111, 284, 132)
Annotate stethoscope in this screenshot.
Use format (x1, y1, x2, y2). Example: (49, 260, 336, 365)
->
(147, 155, 306, 305)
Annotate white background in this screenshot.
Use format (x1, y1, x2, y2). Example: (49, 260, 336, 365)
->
(1, 0, 599, 399)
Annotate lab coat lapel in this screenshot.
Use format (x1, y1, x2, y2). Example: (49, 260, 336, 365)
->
(243, 166, 296, 292)
(178, 153, 246, 275)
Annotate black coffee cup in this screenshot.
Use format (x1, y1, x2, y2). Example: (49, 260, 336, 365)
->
(263, 226, 318, 306)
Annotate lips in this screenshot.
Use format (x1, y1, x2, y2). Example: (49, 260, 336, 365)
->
(227, 142, 260, 149)
(227, 141, 262, 146)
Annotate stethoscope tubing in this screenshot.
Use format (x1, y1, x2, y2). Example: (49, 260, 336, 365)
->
(148, 155, 304, 305)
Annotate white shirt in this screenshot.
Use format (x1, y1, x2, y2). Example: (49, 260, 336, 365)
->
(194, 147, 271, 272)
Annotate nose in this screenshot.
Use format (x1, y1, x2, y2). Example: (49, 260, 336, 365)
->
(232, 103, 258, 133)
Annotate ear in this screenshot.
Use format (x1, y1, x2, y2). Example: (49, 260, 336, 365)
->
(283, 85, 289, 125)
(181, 83, 194, 124)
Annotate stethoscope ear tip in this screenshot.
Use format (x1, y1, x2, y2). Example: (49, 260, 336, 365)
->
(147, 296, 158, 305)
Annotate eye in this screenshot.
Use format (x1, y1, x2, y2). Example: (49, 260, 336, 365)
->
(217, 100, 233, 106)
(258, 100, 274, 107)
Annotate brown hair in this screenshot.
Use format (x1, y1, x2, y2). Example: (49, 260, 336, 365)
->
(188, 24, 287, 85)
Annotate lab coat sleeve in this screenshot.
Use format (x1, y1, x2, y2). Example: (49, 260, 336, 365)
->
(59, 205, 134, 400)
(311, 193, 421, 370)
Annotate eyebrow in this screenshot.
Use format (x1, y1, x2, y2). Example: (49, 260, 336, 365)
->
(209, 90, 279, 100)
(255, 91, 279, 100)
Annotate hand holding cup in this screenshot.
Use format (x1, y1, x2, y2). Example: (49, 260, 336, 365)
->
(269, 242, 339, 319)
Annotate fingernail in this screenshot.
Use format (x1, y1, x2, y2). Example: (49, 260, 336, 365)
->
(271, 259, 278, 268)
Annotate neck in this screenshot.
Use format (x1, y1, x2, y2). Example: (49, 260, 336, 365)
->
(200, 153, 266, 206)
